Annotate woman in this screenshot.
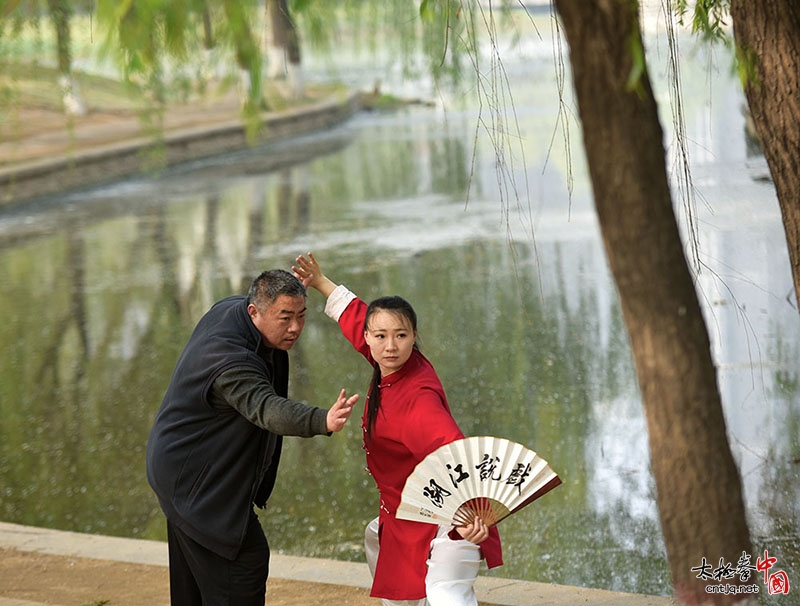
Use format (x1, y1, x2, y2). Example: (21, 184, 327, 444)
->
(293, 253, 502, 606)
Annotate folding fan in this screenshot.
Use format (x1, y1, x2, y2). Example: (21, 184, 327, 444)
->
(396, 436, 561, 528)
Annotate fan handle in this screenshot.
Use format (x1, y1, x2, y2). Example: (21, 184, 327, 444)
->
(452, 497, 510, 528)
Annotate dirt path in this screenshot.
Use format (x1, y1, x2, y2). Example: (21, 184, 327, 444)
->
(0, 548, 374, 606)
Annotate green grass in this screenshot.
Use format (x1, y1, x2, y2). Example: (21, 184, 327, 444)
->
(0, 61, 139, 113)
(0, 12, 356, 118)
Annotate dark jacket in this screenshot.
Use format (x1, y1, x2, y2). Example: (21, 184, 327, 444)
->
(146, 296, 328, 559)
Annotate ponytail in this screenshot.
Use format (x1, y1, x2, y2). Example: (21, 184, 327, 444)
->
(365, 362, 382, 439)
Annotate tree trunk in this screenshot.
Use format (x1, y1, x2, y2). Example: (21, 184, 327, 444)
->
(46, 0, 86, 116)
(202, 2, 214, 50)
(729, 0, 800, 311)
(552, 1, 753, 603)
(266, 0, 286, 78)
(222, 0, 262, 109)
(266, 0, 304, 97)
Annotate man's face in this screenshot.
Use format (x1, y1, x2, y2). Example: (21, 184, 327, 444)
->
(248, 294, 307, 350)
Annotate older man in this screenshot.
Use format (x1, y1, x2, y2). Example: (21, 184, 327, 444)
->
(146, 269, 358, 605)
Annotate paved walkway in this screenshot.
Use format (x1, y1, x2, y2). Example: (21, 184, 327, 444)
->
(0, 522, 674, 605)
(0, 87, 360, 205)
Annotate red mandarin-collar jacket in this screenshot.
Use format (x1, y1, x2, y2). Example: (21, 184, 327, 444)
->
(337, 297, 503, 600)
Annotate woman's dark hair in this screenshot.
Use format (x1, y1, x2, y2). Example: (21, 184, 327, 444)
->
(364, 296, 419, 438)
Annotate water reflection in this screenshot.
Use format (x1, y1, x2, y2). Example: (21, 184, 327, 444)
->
(1, 24, 799, 602)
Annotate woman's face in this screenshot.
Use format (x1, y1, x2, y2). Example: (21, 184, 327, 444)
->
(364, 309, 417, 377)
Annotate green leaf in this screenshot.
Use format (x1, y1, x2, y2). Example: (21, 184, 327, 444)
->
(625, 29, 645, 94)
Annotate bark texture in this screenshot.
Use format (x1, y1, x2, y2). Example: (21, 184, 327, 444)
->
(552, 1, 753, 603)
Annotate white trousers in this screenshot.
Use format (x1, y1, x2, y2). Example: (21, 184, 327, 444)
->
(364, 516, 481, 606)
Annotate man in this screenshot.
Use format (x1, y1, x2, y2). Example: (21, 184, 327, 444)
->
(146, 269, 358, 605)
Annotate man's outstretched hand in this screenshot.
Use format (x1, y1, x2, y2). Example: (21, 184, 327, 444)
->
(327, 388, 359, 433)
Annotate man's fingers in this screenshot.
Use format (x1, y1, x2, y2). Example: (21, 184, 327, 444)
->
(326, 390, 359, 433)
(336, 390, 359, 409)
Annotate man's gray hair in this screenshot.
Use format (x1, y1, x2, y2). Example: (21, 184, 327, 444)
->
(247, 270, 306, 311)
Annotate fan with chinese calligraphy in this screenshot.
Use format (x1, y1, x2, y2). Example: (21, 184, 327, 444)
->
(395, 436, 561, 528)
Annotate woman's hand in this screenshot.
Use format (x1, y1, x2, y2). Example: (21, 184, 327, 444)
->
(453, 516, 490, 544)
(293, 252, 338, 297)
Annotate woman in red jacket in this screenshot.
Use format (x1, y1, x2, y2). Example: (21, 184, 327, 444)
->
(294, 253, 502, 606)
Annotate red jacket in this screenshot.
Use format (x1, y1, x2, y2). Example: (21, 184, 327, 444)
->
(338, 297, 502, 599)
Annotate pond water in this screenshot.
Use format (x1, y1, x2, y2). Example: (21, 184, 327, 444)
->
(1, 12, 798, 601)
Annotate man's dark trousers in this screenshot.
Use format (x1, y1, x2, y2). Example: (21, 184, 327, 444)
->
(167, 512, 269, 606)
